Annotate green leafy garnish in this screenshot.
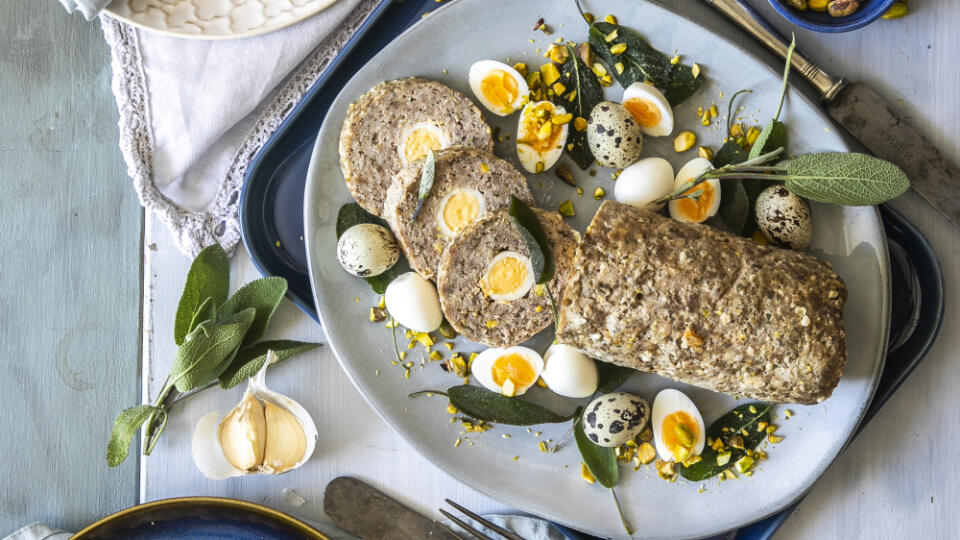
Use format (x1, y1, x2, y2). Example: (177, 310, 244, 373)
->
(549, 43, 603, 170)
(410, 385, 575, 426)
(218, 340, 322, 389)
(336, 202, 403, 293)
(508, 196, 555, 284)
(595, 362, 636, 394)
(174, 244, 229, 345)
(574, 416, 633, 535)
(216, 276, 288, 349)
(169, 307, 255, 392)
(411, 149, 436, 221)
(680, 403, 771, 481)
(749, 36, 795, 160)
(106, 405, 163, 467)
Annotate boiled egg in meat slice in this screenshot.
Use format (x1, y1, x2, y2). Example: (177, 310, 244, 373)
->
(436, 188, 486, 238)
(480, 251, 535, 302)
(472, 346, 544, 397)
(469, 60, 529, 116)
(516, 101, 569, 173)
(398, 121, 451, 166)
(668, 157, 720, 224)
(621, 82, 674, 137)
(651, 389, 706, 462)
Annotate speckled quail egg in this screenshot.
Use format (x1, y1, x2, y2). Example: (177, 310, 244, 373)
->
(541, 344, 598, 398)
(336, 223, 400, 277)
(587, 102, 644, 169)
(755, 186, 813, 250)
(582, 392, 650, 447)
(651, 389, 705, 462)
(384, 272, 443, 333)
(614, 157, 675, 211)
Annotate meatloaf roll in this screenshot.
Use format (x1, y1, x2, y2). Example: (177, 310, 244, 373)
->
(383, 147, 535, 280)
(339, 78, 494, 217)
(437, 209, 579, 348)
(557, 201, 848, 405)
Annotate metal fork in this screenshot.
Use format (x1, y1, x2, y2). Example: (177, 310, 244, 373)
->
(435, 499, 527, 540)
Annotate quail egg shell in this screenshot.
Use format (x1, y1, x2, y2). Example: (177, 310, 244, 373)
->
(651, 389, 706, 461)
(668, 157, 720, 224)
(516, 101, 569, 173)
(468, 60, 529, 116)
(621, 82, 674, 137)
(398, 121, 451, 166)
(582, 392, 650, 447)
(436, 187, 487, 238)
(614, 157, 675, 211)
(755, 186, 813, 250)
(471, 346, 544, 397)
(336, 223, 400, 277)
(480, 251, 535, 302)
(541, 344, 598, 398)
(587, 101, 644, 169)
(384, 272, 443, 333)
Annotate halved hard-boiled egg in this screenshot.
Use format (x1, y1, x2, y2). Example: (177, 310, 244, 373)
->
(436, 188, 486, 238)
(614, 157, 675, 211)
(472, 346, 544, 397)
(469, 60, 529, 116)
(516, 101, 569, 173)
(651, 389, 706, 462)
(480, 251, 535, 302)
(668, 157, 720, 224)
(398, 121, 451, 166)
(621, 82, 674, 137)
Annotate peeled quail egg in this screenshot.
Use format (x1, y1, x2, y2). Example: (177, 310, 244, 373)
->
(398, 121, 451, 166)
(480, 251, 535, 302)
(651, 389, 706, 462)
(192, 352, 318, 479)
(516, 101, 569, 173)
(582, 392, 650, 447)
(468, 60, 529, 116)
(337, 223, 400, 277)
(385, 272, 443, 333)
(541, 344, 598, 398)
(587, 102, 644, 169)
(621, 82, 674, 137)
(472, 346, 544, 397)
(755, 186, 813, 250)
(614, 157, 676, 211)
(436, 188, 487, 238)
(668, 157, 720, 224)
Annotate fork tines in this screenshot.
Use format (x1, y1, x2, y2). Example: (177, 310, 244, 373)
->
(436, 499, 527, 540)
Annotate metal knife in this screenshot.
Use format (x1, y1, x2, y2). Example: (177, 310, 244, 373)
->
(323, 476, 460, 539)
(704, 0, 960, 229)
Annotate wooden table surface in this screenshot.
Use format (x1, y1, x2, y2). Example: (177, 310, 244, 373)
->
(2, 0, 958, 538)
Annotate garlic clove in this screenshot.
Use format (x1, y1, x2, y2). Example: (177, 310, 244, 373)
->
(192, 411, 247, 480)
(218, 391, 267, 471)
(261, 402, 307, 474)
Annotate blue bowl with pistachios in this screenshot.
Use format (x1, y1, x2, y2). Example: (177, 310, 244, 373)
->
(769, 0, 898, 33)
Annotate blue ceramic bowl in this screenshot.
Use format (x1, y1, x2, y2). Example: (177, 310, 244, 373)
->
(769, 0, 896, 33)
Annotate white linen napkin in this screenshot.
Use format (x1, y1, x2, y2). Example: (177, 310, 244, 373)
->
(58, 0, 110, 20)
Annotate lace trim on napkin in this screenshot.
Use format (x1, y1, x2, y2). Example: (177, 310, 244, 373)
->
(99, 0, 380, 257)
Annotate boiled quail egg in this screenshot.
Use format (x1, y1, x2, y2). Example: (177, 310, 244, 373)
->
(541, 344, 598, 398)
(621, 82, 674, 137)
(755, 185, 813, 251)
(384, 272, 443, 333)
(614, 157, 675, 211)
(587, 101, 644, 169)
(436, 188, 486, 238)
(398, 121, 451, 166)
(582, 392, 650, 447)
(668, 157, 720, 224)
(468, 60, 529, 116)
(480, 251, 535, 302)
(516, 101, 569, 173)
(471, 346, 544, 397)
(651, 389, 706, 462)
(336, 223, 400, 277)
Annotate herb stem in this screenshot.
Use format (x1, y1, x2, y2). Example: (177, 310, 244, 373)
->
(611, 488, 633, 534)
(655, 147, 786, 203)
(550, 414, 581, 453)
(408, 390, 448, 399)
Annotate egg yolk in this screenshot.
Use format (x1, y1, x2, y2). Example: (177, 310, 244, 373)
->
(623, 97, 662, 128)
(661, 411, 700, 455)
(674, 179, 716, 223)
(518, 103, 564, 153)
(485, 255, 530, 297)
(441, 191, 481, 234)
(481, 70, 520, 113)
(491, 353, 537, 388)
(403, 128, 443, 164)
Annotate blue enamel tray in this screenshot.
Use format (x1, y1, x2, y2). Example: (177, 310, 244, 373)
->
(240, 1, 944, 537)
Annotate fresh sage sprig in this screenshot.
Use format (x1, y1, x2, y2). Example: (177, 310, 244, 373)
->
(508, 196, 560, 325)
(410, 385, 575, 426)
(749, 35, 795, 160)
(549, 43, 604, 170)
(574, 416, 632, 534)
(106, 244, 321, 467)
(411, 148, 436, 221)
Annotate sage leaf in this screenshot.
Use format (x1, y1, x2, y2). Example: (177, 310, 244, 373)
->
(784, 153, 910, 206)
(174, 244, 229, 345)
(574, 419, 618, 488)
(106, 405, 162, 467)
(187, 296, 216, 339)
(217, 277, 287, 349)
(681, 403, 771, 481)
(170, 308, 255, 392)
(219, 340, 322, 389)
(549, 43, 603, 170)
(336, 203, 402, 294)
(411, 149, 435, 222)
(508, 196, 555, 284)
(749, 37, 794, 160)
(444, 385, 574, 425)
(713, 140, 749, 168)
(595, 362, 636, 394)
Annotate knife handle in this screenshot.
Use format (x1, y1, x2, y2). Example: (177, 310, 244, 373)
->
(703, 0, 848, 101)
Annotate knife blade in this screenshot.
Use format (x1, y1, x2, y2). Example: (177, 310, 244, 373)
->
(323, 476, 460, 539)
(704, 0, 960, 229)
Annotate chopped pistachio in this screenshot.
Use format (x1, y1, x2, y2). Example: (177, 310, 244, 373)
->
(580, 462, 596, 483)
(593, 187, 605, 199)
(698, 146, 714, 160)
(674, 131, 697, 152)
(716, 452, 732, 466)
(636, 442, 657, 464)
(604, 14, 618, 24)
(610, 42, 627, 55)
(691, 62, 701, 78)
(558, 200, 575, 217)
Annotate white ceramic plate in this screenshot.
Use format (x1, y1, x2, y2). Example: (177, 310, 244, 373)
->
(105, 0, 340, 39)
(304, 0, 889, 537)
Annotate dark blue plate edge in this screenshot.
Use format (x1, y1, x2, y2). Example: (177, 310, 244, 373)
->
(767, 0, 897, 33)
